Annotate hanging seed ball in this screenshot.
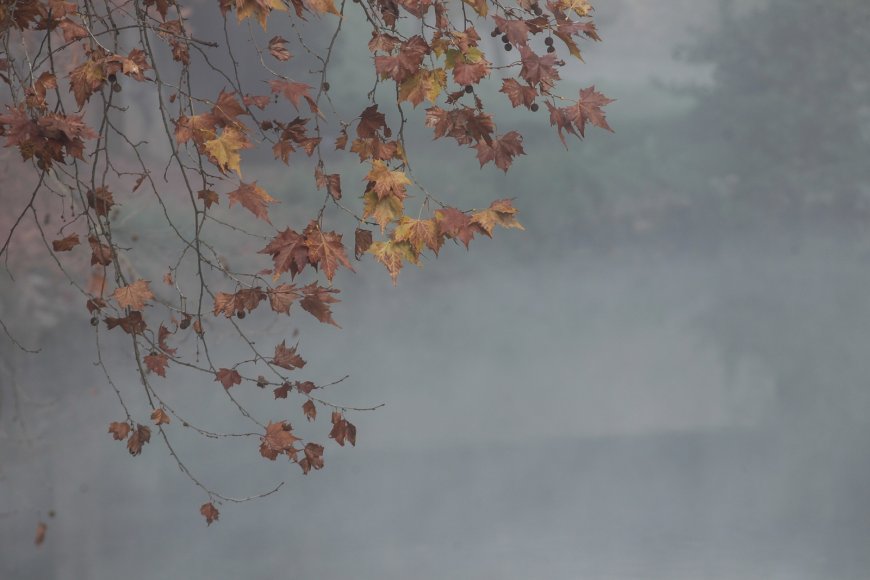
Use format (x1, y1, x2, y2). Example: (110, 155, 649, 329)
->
(237, 310, 246, 319)
(108, 73, 117, 83)
(180, 318, 191, 330)
(504, 43, 513, 51)
(322, 81, 330, 91)
(545, 37, 554, 46)
(90, 317, 99, 326)
(530, 103, 539, 112)
(501, 34, 509, 43)
(112, 82, 122, 92)
(464, 85, 474, 94)
(546, 45, 556, 53)
(491, 28, 500, 37)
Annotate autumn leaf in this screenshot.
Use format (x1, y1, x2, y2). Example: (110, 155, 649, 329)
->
(198, 189, 219, 209)
(227, 181, 276, 223)
(259, 227, 309, 279)
(204, 127, 253, 175)
(144, 352, 169, 377)
(475, 131, 526, 172)
(52, 233, 80, 252)
(302, 400, 317, 421)
(393, 217, 443, 255)
(151, 407, 171, 425)
(235, 0, 287, 28)
(259, 420, 301, 460)
(307, 0, 340, 15)
(127, 424, 151, 456)
(365, 160, 411, 200)
(314, 167, 342, 200)
(363, 189, 405, 232)
(434, 207, 480, 248)
(299, 282, 340, 327)
(87, 187, 114, 216)
(368, 240, 419, 285)
(329, 411, 357, 447)
(269, 79, 313, 110)
(200, 502, 219, 526)
(354, 228, 373, 259)
(398, 68, 446, 107)
(272, 340, 306, 370)
(471, 199, 525, 236)
(215, 368, 242, 389)
(267, 284, 301, 314)
(273, 382, 292, 398)
(303, 221, 354, 282)
(299, 442, 324, 474)
(113, 280, 154, 311)
(500, 78, 538, 109)
(108, 421, 131, 441)
(268, 36, 291, 61)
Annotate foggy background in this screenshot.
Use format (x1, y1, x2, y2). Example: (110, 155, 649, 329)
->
(3, 0, 870, 578)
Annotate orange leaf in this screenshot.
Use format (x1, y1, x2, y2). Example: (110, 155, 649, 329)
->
(113, 279, 154, 311)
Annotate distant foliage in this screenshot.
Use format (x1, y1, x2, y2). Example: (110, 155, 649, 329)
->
(0, 0, 611, 524)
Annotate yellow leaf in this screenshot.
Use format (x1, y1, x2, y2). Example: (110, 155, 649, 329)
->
(398, 68, 446, 107)
(113, 279, 154, 311)
(236, 0, 287, 28)
(368, 240, 418, 285)
(363, 189, 404, 232)
(364, 160, 411, 199)
(307, 0, 341, 15)
(470, 199, 525, 236)
(393, 217, 442, 255)
(204, 127, 252, 176)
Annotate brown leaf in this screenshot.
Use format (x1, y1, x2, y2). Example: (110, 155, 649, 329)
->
(108, 421, 131, 441)
(475, 131, 526, 172)
(267, 284, 300, 315)
(354, 228, 373, 260)
(197, 189, 219, 209)
(303, 221, 354, 282)
(302, 400, 317, 422)
(52, 233, 80, 252)
(314, 167, 342, 200)
(273, 382, 292, 399)
(272, 340, 306, 370)
(87, 187, 114, 216)
(215, 368, 242, 389)
(127, 424, 151, 456)
(259, 420, 301, 460)
(299, 442, 324, 474)
(200, 502, 219, 526)
(299, 283, 340, 327)
(227, 181, 276, 223)
(113, 279, 154, 311)
(268, 36, 292, 61)
(144, 352, 169, 377)
(151, 407, 171, 425)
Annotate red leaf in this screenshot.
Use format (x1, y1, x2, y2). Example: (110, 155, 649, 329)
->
(200, 502, 220, 526)
(215, 368, 242, 389)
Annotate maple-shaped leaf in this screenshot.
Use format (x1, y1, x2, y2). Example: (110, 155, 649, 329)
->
(268, 79, 313, 110)
(354, 228, 373, 259)
(259, 228, 309, 279)
(374, 35, 430, 83)
(500, 78, 538, 109)
(273, 382, 292, 398)
(113, 279, 154, 311)
(356, 105, 387, 139)
(144, 352, 169, 377)
(151, 407, 171, 425)
(68, 59, 105, 109)
(212, 90, 247, 127)
(471, 199, 525, 236)
(299, 442, 324, 474)
(493, 16, 530, 46)
(368, 240, 418, 285)
(393, 217, 443, 255)
(87, 187, 114, 216)
(576, 86, 615, 134)
(200, 502, 219, 526)
(365, 160, 411, 200)
(205, 127, 253, 176)
(368, 31, 401, 53)
(557, 0, 592, 17)
(398, 68, 446, 107)
(272, 340, 306, 370)
(268, 36, 292, 61)
(198, 189, 219, 209)
(227, 181, 276, 223)
(303, 221, 354, 282)
(475, 131, 526, 172)
(300, 283, 340, 327)
(302, 400, 317, 422)
(108, 421, 131, 441)
(519, 46, 560, 89)
(267, 284, 300, 314)
(434, 207, 480, 248)
(215, 368, 242, 389)
(363, 189, 405, 232)
(127, 424, 151, 456)
(259, 420, 301, 460)
(51, 233, 80, 252)
(235, 0, 287, 28)
(452, 59, 490, 86)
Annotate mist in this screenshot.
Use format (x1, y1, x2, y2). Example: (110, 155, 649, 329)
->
(3, 0, 870, 578)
